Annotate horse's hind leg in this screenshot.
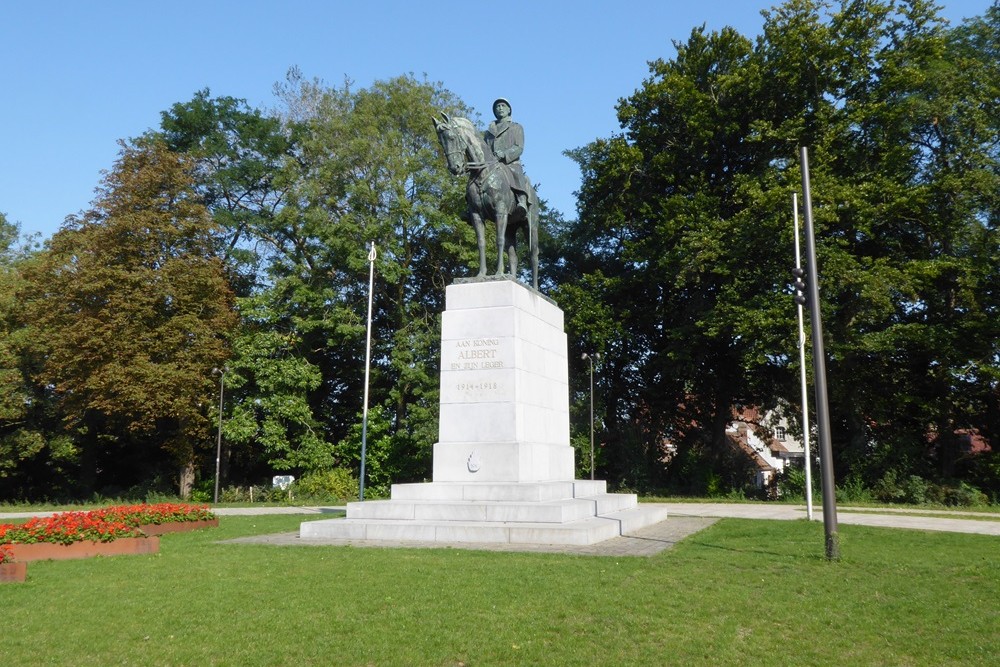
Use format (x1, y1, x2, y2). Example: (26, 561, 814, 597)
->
(495, 214, 508, 276)
(471, 213, 487, 277)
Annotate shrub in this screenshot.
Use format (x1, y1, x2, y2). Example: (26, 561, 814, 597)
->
(941, 482, 989, 507)
(873, 470, 990, 507)
(968, 452, 1000, 503)
(294, 468, 359, 502)
(777, 466, 817, 500)
(836, 476, 874, 504)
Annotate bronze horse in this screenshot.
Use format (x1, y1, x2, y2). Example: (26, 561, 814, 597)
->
(433, 113, 539, 290)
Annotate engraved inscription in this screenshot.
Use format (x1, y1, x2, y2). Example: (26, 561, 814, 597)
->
(447, 337, 506, 371)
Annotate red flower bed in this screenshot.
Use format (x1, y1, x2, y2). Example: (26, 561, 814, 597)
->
(0, 503, 217, 548)
(0, 543, 13, 564)
(0, 512, 141, 545)
(95, 503, 216, 527)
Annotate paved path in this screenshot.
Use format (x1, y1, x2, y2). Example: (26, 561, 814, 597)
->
(664, 502, 1000, 536)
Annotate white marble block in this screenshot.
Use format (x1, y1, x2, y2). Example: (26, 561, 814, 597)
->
(434, 280, 573, 482)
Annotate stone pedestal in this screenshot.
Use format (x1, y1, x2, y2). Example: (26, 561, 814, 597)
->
(434, 280, 573, 483)
(300, 280, 667, 546)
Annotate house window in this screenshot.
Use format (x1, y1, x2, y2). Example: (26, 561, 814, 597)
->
(775, 427, 786, 441)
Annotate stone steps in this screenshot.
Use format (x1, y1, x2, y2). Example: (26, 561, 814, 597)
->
(299, 502, 669, 546)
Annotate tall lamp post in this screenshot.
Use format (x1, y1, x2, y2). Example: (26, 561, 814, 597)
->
(212, 366, 226, 505)
(581, 352, 601, 480)
(799, 146, 839, 560)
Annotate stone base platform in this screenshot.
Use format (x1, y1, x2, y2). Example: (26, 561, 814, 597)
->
(299, 480, 668, 546)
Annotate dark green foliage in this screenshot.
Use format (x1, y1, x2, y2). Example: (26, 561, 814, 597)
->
(564, 0, 1000, 494)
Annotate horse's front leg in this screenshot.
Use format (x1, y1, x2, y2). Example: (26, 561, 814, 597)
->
(471, 213, 487, 277)
(494, 213, 508, 276)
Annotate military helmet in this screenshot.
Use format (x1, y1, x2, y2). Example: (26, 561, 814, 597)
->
(492, 98, 512, 114)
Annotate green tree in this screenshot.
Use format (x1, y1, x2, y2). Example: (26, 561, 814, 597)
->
(155, 73, 475, 486)
(156, 88, 293, 295)
(0, 214, 43, 486)
(565, 0, 1000, 492)
(21, 141, 237, 497)
(564, 23, 788, 492)
(260, 72, 474, 487)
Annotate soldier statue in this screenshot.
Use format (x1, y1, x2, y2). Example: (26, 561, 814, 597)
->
(484, 98, 529, 218)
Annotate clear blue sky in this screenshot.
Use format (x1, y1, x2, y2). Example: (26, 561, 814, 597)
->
(1, 0, 992, 241)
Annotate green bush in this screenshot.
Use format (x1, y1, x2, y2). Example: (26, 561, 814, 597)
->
(777, 466, 819, 500)
(968, 452, 1000, 503)
(941, 481, 989, 507)
(873, 469, 990, 507)
(836, 476, 874, 504)
(293, 468, 359, 502)
(901, 475, 931, 505)
(188, 478, 214, 503)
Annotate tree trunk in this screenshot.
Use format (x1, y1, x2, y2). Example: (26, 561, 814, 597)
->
(178, 461, 196, 499)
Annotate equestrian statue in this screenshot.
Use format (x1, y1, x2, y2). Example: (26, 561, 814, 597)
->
(433, 98, 539, 290)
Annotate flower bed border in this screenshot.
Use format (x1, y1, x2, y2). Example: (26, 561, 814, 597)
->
(0, 561, 27, 583)
(10, 536, 160, 563)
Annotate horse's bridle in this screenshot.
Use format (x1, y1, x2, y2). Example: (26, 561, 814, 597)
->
(444, 127, 490, 173)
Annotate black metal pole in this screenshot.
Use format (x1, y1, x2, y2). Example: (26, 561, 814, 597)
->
(213, 367, 225, 505)
(799, 146, 840, 560)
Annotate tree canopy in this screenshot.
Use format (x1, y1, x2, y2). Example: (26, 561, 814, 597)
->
(19, 141, 236, 497)
(559, 0, 1000, 495)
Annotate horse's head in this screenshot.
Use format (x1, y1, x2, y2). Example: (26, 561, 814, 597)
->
(433, 113, 488, 176)
(433, 112, 466, 176)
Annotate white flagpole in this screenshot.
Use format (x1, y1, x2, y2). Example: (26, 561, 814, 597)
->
(359, 241, 377, 502)
(794, 193, 814, 520)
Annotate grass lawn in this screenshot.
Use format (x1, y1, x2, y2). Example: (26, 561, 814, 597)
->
(4, 515, 997, 666)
